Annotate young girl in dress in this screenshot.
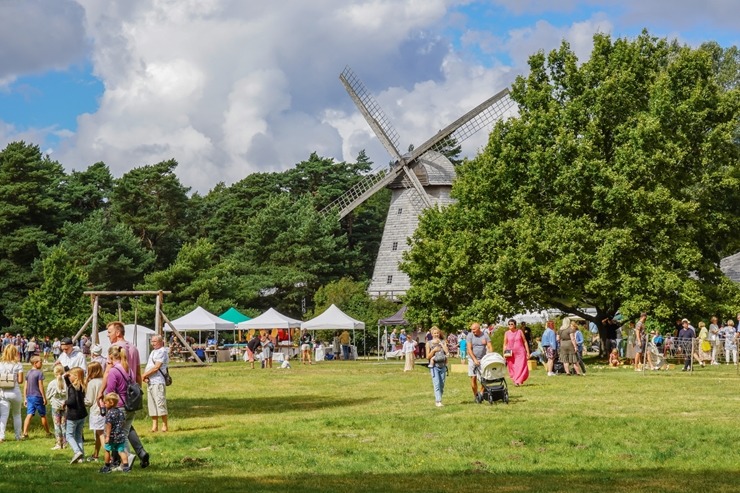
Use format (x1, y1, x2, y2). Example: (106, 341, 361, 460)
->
(84, 362, 105, 462)
(46, 364, 67, 450)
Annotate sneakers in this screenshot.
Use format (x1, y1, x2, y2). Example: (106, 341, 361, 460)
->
(70, 452, 84, 464)
(86, 456, 99, 463)
(99, 465, 113, 474)
(129, 456, 137, 469)
(547, 372, 556, 376)
(51, 444, 62, 450)
(435, 401, 443, 407)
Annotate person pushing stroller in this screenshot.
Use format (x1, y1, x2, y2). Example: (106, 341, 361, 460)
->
(466, 323, 493, 399)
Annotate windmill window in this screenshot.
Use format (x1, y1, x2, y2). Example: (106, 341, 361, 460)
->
(392, 242, 398, 251)
(387, 275, 393, 284)
(397, 208, 403, 215)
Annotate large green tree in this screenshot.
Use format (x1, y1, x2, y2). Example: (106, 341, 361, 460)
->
(0, 142, 68, 326)
(61, 161, 114, 224)
(402, 32, 740, 338)
(187, 171, 284, 257)
(60, 209, 156, 291)
(16, 246, 89, 338)
(226, 194, 353, 316)
(136, 238, 234, 323)
(110, 159, 190, 270)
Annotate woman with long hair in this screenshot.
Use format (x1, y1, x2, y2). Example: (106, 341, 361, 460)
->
(64, 367, 87, 463)
(503, 319, 531, 386)
(426, 327, 449, 407)
(85, 362, 105, 461)
(0, 344, 24, 442)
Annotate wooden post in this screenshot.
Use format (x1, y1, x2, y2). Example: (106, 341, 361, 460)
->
(73, 314, 94, 343)
(91, 295, 100, 344)
(160, 310, 203, 364)
(155, 291, 162, 337)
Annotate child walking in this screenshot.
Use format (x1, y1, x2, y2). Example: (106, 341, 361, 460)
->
(46, 364, 67, 449)
(84, 362, 105, 462)
(99, 392, 130, 473)
(63, 367, 88, 464)
(22, 355, 51, 438)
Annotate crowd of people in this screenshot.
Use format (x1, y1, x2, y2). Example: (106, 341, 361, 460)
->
(0, 322, 169, 473)
(386, 312, 740, 406)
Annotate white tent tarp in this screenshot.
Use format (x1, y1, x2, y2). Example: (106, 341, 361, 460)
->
(99, 324, 156, 366)
(164, 306, 235, 332)
(236, 307, 302, 329)
(301, 304, 365, 331)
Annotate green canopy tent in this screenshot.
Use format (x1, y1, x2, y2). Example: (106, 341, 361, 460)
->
(220, 307, 252, 342)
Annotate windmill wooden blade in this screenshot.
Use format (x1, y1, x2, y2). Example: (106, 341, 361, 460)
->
(321, 162, 407, 219)
(407, 88, 515, 163)
(340, 66, 403, 161)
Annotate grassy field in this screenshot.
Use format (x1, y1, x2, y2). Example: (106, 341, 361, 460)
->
(2, 357, 740, 493)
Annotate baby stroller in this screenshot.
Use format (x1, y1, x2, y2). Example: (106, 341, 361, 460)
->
(645, 340, 667, 370)
(474, 352, 509, 404)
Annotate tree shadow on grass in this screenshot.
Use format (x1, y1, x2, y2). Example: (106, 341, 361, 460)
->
(172, 394, 372, 418)
(156, 468, 740, 493)
(8, 467, 740, 493)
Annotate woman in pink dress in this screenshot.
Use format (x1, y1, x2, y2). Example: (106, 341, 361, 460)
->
(503, 319, 531, 386)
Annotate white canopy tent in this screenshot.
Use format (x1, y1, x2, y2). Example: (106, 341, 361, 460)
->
(301, 304, 366, 359)
(301, 304, 365, 331)
(236, 307, 302, 330)
(164, 306, 235, 344)
(99, 324, 156, 365)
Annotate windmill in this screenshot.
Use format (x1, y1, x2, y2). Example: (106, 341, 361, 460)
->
(324, 66, 516, 299)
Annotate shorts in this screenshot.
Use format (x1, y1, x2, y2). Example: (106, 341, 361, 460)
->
(301, 344, 310, 351)
(26, 395, 46, 416)
(544, 347, 556, 360)
(247, 348, 255, 362)
(147, 383, 168, 416)
(105, 442, 126, 453)
(468, 358, 482, 377)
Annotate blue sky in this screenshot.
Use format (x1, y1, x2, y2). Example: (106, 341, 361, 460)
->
(1, 0, 737, 192)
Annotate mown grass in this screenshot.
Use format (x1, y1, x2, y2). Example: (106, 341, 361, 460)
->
(2, 357, 740, 492)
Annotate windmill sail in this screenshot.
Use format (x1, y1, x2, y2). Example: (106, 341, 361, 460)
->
(339, 66, 402, 161)
(324, 70, 515, 219)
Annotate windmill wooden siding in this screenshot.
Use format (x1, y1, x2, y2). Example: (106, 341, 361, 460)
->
(368, 151, 456, 299)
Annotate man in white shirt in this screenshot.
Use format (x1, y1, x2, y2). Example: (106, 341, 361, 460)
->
(55, 337, 87, 374)
(142, 334, 169, 433)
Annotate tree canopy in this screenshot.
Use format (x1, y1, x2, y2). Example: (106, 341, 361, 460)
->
(402, 31, 740, 331)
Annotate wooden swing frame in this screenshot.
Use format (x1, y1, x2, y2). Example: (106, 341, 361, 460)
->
(75, 290, 203, 364)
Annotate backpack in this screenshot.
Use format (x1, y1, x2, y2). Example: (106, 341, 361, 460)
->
(114, 367, 143, 412)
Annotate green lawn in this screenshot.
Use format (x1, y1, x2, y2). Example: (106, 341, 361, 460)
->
(2, 358, 740, 492)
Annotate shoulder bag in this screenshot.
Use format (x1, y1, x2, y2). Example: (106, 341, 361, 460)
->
(158, 367, 173, 386)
